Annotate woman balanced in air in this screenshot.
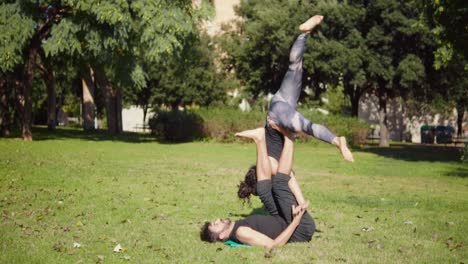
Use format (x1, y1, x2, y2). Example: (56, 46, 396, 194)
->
(237, 15, 354, 203)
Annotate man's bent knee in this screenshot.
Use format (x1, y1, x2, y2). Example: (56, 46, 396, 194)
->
(272, 173, 291, 191)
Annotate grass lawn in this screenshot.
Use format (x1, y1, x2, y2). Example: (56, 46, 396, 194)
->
(0, 127, 467, 263)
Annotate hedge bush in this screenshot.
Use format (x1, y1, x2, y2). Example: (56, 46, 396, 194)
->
(148, 110, 204, 142)
(148, 107, 370, 145)
(196, 108, 265, 142)
(297, 110, 370, 145)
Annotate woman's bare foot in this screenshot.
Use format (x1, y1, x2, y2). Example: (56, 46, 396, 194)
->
(338, 136, 354, 162)
(235, 127, 265, 142)
(299, 15, 324, 33)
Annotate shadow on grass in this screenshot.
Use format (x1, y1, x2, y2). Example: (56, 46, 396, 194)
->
(28, 126, 158, 143)
(360, 143, 462, 162)
(445, 166, 468, 178)
(229, 207, 269, 218)
(359, 143, 467, 178)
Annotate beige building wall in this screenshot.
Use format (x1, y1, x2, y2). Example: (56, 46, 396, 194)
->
(204, 0, 240, 36)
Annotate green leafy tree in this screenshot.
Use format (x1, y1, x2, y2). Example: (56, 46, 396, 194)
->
(423, 0, 467, 69)
(0, 71, 18, 136)
(221, 0, 312, 99)
(44, 1, 198, 134)
(0, 2, 53, 140)
(149, 33, 226, 110)
(428, 59, 468, 136)
(361, 0, 433, 146)
(307, 1, 368, 116)
(221, 0, 433, 148)
(310, 0, 433, 147)
(221, 0, 371, 115)
(423, 0, 467, 136)
(0, 0, 200, 138)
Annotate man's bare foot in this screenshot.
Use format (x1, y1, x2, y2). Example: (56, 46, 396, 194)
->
(267, 116, 281, 131)
(299, 15, 324, 33)
(267, 117, 295, 139)
(235, 127, 265, 142)
(338, 136, 354, 162)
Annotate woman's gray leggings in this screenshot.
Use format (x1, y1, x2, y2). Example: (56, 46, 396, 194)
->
(267, 33, 336, 144)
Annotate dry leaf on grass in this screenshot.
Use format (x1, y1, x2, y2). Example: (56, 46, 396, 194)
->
(113, 244, 126, 253)
(121, 219, 131, 224)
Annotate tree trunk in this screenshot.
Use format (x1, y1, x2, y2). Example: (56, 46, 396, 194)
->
(456, 101, 465, 137)
(45, 69, 56, 130)
(378, 88, 389, 147)
(143, 104, 148, 125)
(82, 67, 95, 131)
(349, 84, 361, 117)
(346, 81, 370, 118)
(171, 100, 181, 111)
(351, 97, 359, 117)
(20, 50, 35, 141)
(115, 88, 123, 133)
(0, 76, 10, 136)
(0, 91, 5, 135)
(37, 48, 56, 131)
(312, 79, 324, 101)
(94, 66, 119, 134)
(8, 74, 19, 136)
(103, 84, 117, 134)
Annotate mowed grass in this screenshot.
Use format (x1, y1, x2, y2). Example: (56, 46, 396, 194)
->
(0, 128, 467, 263)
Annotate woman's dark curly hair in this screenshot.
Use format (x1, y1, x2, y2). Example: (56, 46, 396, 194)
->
(237, 165, 257, 204)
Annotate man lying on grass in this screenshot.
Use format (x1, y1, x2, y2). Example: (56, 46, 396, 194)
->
(200, 125, 315, 248)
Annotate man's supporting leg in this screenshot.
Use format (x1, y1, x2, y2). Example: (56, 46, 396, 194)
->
(272, 132, 315, 241)
(273, 173, 315, 242)
(269, 156, 306, 205)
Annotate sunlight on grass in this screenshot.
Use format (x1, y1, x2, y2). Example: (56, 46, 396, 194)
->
(0, 129, 466, 263)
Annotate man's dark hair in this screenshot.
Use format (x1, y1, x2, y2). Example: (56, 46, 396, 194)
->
(237, 165, 257, 204)
(200, 222, 218, 242)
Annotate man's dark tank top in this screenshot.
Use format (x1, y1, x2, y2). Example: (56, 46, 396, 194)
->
(228, 215, 287, 244)
(265, 124, 284, 161)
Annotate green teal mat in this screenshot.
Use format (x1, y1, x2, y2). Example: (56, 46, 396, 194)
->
(224, 240, 251, 248)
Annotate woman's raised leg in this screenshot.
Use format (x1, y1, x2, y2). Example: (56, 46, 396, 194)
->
(269, 104, 354, 162)
(269, 15, 324, 111)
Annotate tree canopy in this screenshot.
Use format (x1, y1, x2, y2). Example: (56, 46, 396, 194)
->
(220, 0, 440, 146)
(0, 0, 225, 139)
(423, 0, 468, 69)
